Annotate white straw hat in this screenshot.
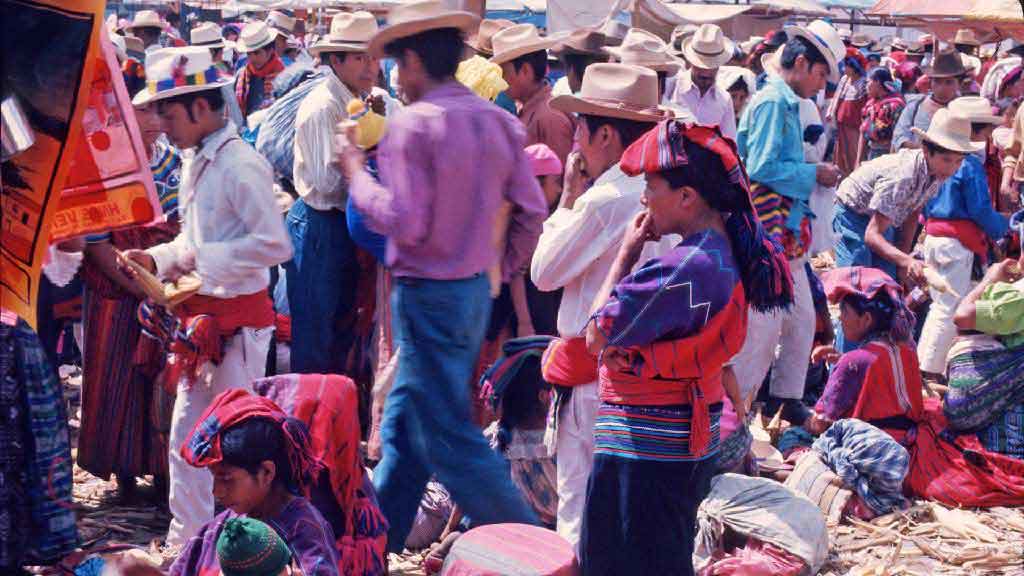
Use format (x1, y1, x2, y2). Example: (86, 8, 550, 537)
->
(266, 10, 296, 37)
(551, 63, 671, 122)
(131, 46, 232, 106)
(680, 24, 734, 69)
(948, 96, 1003, 125)
(309, 11, 377, 55)
(606, 29, 681, 75)
(911, 107, 986, 153)
(235, 21, 280, 53)
(784, 19, 845, 82)
(191, 22, 225, 49)
(125, 10, 162, 31)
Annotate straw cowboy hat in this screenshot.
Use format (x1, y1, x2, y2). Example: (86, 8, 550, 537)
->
(948, 96, 1003, 125)
(954, 28, 981, 47)
(849, 33, 872, 48)
(368, 0, 478, 58)
(551, 63, 671, 122)
(551, 28, 609, 58)
(783, 19, 845, 81)
(599, 19, 630, 47)
(890, 36, 908, 52)
(235, 21, 280, 53)
(191, 22, 225, 49)
(466, 18, 515, 56)
(905, 41, 925, 56)
(131, 46, 232, 106)
(124, 35, 146, 57)
(266, 10, 296, 37)
(606, 29, 681, 75)
(309, 11, 377, 55)
(681, 24, 735, 69)
(490, 24, 560, 65)
(911, 107, 985, 153)
(125, 9, 162, 32)
(923, 48, 967, 78)
(739, 35, 765, 55)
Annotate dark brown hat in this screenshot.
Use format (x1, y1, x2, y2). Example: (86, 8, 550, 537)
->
(551, 28, 609, 57)
(923, 48, 967, 78)
(905, 41, 925, 56)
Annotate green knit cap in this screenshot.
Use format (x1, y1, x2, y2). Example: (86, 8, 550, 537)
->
(216, 517, 292, 576)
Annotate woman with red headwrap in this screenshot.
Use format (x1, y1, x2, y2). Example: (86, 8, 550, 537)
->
(543, 119, 793, 575)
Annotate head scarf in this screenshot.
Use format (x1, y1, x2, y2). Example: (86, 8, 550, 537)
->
(181, 388, 321, 496)
(620, 119, 795, 312)
(820, 266, 915, 343)
(844, 46, 868, 77)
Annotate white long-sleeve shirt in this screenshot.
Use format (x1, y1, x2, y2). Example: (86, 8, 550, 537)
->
(669, 71, 738, 140)
(292, 72, 355, 211)
(148, 122, 292, 298)
(531, 164, 678, 337)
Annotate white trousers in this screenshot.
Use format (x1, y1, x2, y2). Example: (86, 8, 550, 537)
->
(555, 381, 599, 552)
(729, 259, 816, 402)
(165, 326, 272, 547)
(918, 236, 975, 374)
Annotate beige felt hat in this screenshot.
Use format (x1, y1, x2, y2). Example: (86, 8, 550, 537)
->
(369, 0, 479, 58)
(948, 96, 1003, 125)
(490, 24, 560, 65)
(681, 24, 734, 69)
(466, 18, 515, 56)
(551, 28, 610, 58)
(668, 23, 699, 57)
(911, 107, 986, 153)
(124, 35, 145, 56)
(309, 11, 377, 55)
(131, 46, 232, 106)
(954, 28, 981, 47)
(235, 21, 280, 53)
(606, 29, 681, 75)
(599, 19, 630, 47)
(125, 9, 162, 31)
(191, 22, 225, 49)
(551, 63, 671, 122)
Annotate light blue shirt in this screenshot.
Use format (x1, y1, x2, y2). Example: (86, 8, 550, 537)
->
(736, 75, 817, 232)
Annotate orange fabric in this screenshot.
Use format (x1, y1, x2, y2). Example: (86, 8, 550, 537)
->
(851, 341, 924, 423)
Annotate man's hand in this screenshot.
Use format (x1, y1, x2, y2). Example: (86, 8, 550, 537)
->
(559, 151, 587, 210)
(984, 258, 1023, 285)
(810, 345, 840, 365)
(816, 163, 842, 187)
(118, 249, 156, 277)
(999, 177, 1020, 212)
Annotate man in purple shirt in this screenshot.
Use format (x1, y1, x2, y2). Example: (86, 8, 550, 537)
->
(338, 0, 547, 549)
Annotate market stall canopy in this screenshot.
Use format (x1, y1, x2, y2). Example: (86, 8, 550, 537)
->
(868, 0, 1024, 40)
(635, 0, 829, 42)
(816, 0, 875, 8)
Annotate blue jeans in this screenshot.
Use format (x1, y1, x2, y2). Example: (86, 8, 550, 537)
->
(284, 198, 358, 374)
(372, 274, 538, 551)
(832, 202, 898, 279)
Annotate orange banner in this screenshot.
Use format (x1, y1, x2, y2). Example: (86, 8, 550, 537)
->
(0, 0, 105, 328)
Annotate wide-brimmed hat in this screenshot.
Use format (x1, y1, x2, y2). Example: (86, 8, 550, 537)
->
(948, 96, 1003, 124)
(923, 48, 967, 78)
(235, 21, 280, 53)
(954, 28, 981, 47)
(551, 28, 609, 58)
(599, 19, 630, 47)
(890, 37, 908, 52)
(131, 46, 232, 106)
(839, 28, 852, 43)
(466, 18, 514, 56)
(911, 107, 985, 153)
(125, 9, 162, 32)
(606, 29, 681, 75)
(309, 11, 377, 55)
(551, 63, 670, 122)
(266, 10, 296, 37)
(906, 41, 925, 56)
(191, 22, 225, 49)
(849, 33, 872, 48)
(680, 23, 734, 69)
(124, 35, 145, 57)
(784, 20, 845, 82)
(369, 0, 478, 58)
(490, 24, 559, 65)
(739, 35, 765, 55)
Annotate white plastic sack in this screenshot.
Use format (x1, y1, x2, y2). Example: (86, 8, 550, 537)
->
(694, 473, 828, 576)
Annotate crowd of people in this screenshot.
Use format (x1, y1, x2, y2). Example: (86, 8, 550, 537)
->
(4, 1, 1024, 575)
